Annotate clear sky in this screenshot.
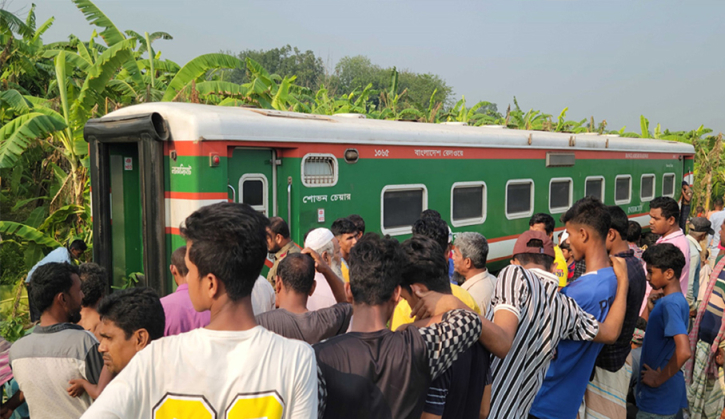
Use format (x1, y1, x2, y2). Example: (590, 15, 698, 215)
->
(8, 0, 725, 135)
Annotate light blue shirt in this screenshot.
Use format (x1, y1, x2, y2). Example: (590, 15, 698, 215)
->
(25, 247, 72, 283)
(710, 210, 725, 251)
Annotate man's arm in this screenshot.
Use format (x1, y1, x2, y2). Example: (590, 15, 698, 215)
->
(85, 342, 104, 384)
(0, 390, 24, 418)
(641, 334, 691, 387)
(593, 256, 629, 344)
(302, 248, 346, 304)
(417, 309, 483, 380)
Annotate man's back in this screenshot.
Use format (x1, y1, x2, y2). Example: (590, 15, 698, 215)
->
(256, 303, 353, 344)
(83, 326, 318, 418)
(160, 283, 210, 336)
(710, 210, 725, 249)
(26, 247, 71, 283)
(529, 267, 617, 419)
(10, 323, 102, 419)
(488, 266, 599, 419)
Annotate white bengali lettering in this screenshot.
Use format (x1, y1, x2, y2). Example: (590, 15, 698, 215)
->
(171, 164, 192, 176)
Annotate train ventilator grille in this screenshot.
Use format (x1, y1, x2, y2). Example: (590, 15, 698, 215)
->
(302, 154, 338, 187)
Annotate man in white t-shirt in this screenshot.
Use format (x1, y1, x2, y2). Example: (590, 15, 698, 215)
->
(83, 203, 318, 418)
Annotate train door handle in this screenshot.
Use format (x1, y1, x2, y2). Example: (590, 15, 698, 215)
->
(228, 184, 236, 203)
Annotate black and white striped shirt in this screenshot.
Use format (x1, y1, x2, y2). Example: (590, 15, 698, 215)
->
(488, 265, 599, 419)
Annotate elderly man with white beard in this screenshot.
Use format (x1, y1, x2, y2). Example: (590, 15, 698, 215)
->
(303, 228, 347, 310)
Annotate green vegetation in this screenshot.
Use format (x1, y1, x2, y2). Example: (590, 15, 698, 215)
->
(1, 0, 723, 339)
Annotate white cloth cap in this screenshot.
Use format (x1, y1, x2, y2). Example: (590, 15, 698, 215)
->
(305, 228, 334, 249)
(559, 230, 569, 245)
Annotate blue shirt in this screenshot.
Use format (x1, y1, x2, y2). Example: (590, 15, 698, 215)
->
(25, 247, 72, 283)
(636, 292, 689, 415)
(529, 267, 617, 419)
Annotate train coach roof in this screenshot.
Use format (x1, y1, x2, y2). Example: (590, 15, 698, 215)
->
(102, 103, 695, 154)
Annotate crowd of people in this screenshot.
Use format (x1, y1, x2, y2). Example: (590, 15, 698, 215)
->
(1, 192, 725, 419)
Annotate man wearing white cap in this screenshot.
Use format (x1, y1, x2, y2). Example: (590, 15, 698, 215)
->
(305, 228, 346, 311)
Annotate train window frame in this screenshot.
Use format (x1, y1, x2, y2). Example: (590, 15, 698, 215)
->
(549, 177, 573, 214)
(301, 153, 338, 188)
(584, 176, 605, 202)
(505, 179, 535, 220)
(380, 184, 428, 236)
(239, 173, 269, 215)
(662, 173, 676, 197)
(450, 181, 487, 227)
(640, 174, 656, 202)
(614, 175, 632, 205)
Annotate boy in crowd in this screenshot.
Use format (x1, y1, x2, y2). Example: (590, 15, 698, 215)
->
(530, 197, 620, 419)
(348, 214, 365, 240)
(644, 197, 690, 311)
(8, 263, 103, 419)
(331, 217, 359, 281)
(314, 233, 483, 419)
(686, 221, 725, 419)
(399, 236, 491, 419)
(411, 228, 629, 419)
(83, 203, 318, 418)
(67, 287, 165, 399)
(529, 213, 569, 288)
(77, 263, 108, 340)
(160, 245, 211, 335)
(637, 244, 691, 419)
(256, 252, 352, 344)
(390, 217, 480, 330)
(628, 220, 644, 261)
(582, 205, 648, 419)
(266, 217, 301, 286)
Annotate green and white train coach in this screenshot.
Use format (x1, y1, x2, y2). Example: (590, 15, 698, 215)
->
(84, 103, 695, 294)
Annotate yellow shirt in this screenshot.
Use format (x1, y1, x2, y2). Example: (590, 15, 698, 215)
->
(390, 284, 481, 331)
(553, 245, 569, 288)
(341, 260, 350, 282)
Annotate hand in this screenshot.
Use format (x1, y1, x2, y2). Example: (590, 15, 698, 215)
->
(0, 405, 12, 419)
(648, 291, 664, 312)
(610, 256, 628, 286)
(641, 364, 662, 387)
(301, 248, 331, 275)
(682, 185, 693, 204)
(410, 287, 467, 320)
(717, 348, 725, 367)
(67, 379, 86, 397)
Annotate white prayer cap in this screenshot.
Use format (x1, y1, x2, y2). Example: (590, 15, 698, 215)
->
(305, 228, 334, 250)
(560, 229, 569, 245)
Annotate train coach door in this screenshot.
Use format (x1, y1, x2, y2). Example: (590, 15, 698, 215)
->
(228, 148, 275, 216)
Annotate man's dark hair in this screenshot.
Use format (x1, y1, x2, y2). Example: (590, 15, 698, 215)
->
(529, 213, 555, 235)
(268, 217, 291, 239)
(412, 217, 449, 253)
(642, 243, 686, 279)
(79, 263, 107, 307)
(420, 209, 442, 219)
(69, 239, 87, 252)
(627, 221, 642, 243)
(641, 231, 659, 248)
(277, 253, 316, 295)
(606, 206, 629, 239)
(180, 202, 270, 301)
(347, 214, 365, 234)
(348, 233, 404, 306)
(649, 196, 680, 224)
(561, 196, 611, 241)
(714, 198, 724, 208)
(171, 246, 188, 277)
(400, 236, 451, 295)
(331, 217, 358, 237)
(30, 263, 80, 314)
(513, 239, 554, 271)
(98, 287, 165, 341)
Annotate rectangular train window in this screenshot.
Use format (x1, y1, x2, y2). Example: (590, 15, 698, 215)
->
(451, 182, 487, 227)
(506, 179, 534, 220)
(640, 174, 655, 202)
(549, 178, 572, 213)
(615, 175, 632, 205)
(301, 153, 338, 187)
(239, 174, 268, 215)
(585, 176, 605, 202)
(663, 173, 676, 197)
(381, 184, 427, 235)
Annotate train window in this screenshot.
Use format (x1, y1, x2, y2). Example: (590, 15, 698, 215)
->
(549, 178, 572, 214)
(585, 176, 605, 202)
(451, 182, 487, 227)
(301, 153, 338, 187)
(663, 173, 676, 197)
(640, 174, 655, 202)
(239, 173, 268, 215)
(614, 175, 632, 205)
(381, 184, 428, 235)
(506, 179, 534, 220)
